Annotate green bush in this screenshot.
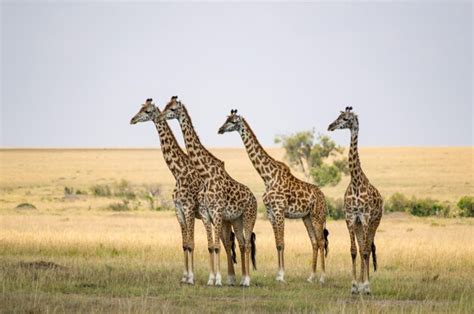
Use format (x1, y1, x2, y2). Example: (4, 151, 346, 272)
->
(91, 184, 112, 197)
(408, 198, 450, 217)
(326, 198, 345, 220)
(457, 196, 474, 217)
(385, 192, 411, 212)
(384, 193, 451, 217)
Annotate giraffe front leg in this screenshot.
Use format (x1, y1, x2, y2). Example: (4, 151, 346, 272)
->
(200, 208, 215, 286)
(184, 207, 196, 285)
(212, 216, 223, 287)
(358, 223, 372, 295)
(349, 229, 358, 294)
(175, 204, 189, 283)
(270, 210, 285, 282)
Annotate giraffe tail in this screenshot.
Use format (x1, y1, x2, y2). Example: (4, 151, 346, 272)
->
(323, 228, 329, 257)
(372, 242, 377, 272)
(251, 232, 257, 271)
(230, 231, 237, 264)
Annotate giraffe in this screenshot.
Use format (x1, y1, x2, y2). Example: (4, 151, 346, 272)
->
(160, 96, 258, 287)
(130, 98, 236, 285)
(327, 106, 383, 295)
(218, 109, 329, 284)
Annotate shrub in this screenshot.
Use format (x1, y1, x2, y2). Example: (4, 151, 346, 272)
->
(108, 199, 130, 211)
(15, 203, 37, 210)
(385, 192, 411, 213)
(408, 198, 450, 217)
(113, 179, 136, 199)
(91, 184, 112, 197)
(326, 198, 345, 220)
(75, 189, 87, 195)
(457, 196, 474, 217)
(64, 186, 74, 195)
(64, 186, 87, 196)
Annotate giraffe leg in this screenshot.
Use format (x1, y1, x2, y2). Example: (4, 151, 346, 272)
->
(231, 218, 247, 286)
(212, 214, 223, 287)
(200, 208, 215, 286)
(184, 208, 196, 285)
(242, 210, 256, 287)
(311, 215, 327, 284)
(269, 210, 285, 282)
(303, 216, 318, 283)
(220, 221, 236, 286)
(354, 222, 365, 292)
(175, 204, 189, 283)
(355, 223, 371, 294)
(360, 224, 373, 295)
(347, 223, 358, 294)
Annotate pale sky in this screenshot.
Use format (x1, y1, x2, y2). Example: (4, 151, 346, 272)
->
(1, 1, 472, 148)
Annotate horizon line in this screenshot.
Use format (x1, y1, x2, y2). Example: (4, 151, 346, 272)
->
(0, 146, 472, 150)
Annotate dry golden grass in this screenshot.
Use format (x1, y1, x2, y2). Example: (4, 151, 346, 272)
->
(0, 147, 472, 211)
(0, 148, 473, 312)
(1, 211, 473, 312)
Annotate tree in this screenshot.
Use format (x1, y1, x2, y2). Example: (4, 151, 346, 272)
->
(274, 129, 348, 187)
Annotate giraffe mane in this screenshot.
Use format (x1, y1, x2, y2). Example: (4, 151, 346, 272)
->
(242, 119, 290, 172)
(154, 106, 188, 159)
(181, 104, 224, 167)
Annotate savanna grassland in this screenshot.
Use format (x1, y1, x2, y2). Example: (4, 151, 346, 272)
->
(0, 148, 473, 313)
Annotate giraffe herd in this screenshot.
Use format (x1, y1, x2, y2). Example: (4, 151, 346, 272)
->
(130, 97, 383, 294)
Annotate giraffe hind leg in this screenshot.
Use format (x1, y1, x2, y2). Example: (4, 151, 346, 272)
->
(220, 221, 236, 286)
(303, 216, 318, 283)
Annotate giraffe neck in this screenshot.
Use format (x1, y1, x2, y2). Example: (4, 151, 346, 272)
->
(348, 123, 364, 185)
(152, 113, 188, 179)
(239, 119, 281, 185)
(177, 105, 223, 178)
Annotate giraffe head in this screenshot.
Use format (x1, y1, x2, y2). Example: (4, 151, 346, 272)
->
(327, 106, 358, 131)
(218, 109, 243, 134)
(159, 96, 183, 121)
(130, 98, 160, 124)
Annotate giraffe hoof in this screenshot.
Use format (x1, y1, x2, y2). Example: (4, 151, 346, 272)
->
(181, 272, 188, 283)
(240, 276, 250, 287)
(307, 274, 315, 283)
(351, 282, 359, 294)
(227, 275, 236, 286)
(207, 274, 215, 286)
(186, 274, 194, 285)
(319, 274, 326, 284)
(358, 282, 371, 295)
(214, 273, 222, 287)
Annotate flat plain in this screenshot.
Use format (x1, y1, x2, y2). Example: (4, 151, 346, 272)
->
(0, 148, 473, 313)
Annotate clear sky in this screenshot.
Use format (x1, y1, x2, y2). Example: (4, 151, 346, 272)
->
(1, 1, 472, 148)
